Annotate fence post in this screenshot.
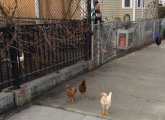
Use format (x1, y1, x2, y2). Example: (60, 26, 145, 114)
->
(114, 20, 117, 57)
(87, 0, 91, 24)
(6, 25, 21, 89)
(97, 21, 101, 65)
(85, 0, 92, 61)
(91, 21, 94, 61)
(9, 42, 21, 89)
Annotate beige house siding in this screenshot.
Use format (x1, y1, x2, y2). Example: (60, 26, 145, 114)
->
(39, 0, 49, 18)
(101, 0, 157, 22)
(49, 0, 64, 19)
(38, 0, 82, 19)
(135, 9, 143, 21)
(16, 0, 35, 17)
(102, 0, 119, 21)
(118, 9, 133, 21)
(117, 0, 133, 21)
(40, 0, 73, 19)
(0, 0, 79, 19)
(49, 0, 82, 19)
(0, 0, 35, 18)
(102, 0, 133, 21)
(70, 0, 81, 20)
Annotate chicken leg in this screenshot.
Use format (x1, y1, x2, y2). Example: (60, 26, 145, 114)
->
(81, 93, 85, 99)
(68, 97, 74, 102)
(71, 98, 74, 102)
(101, 105, 106, 115)
(104, 110, 108, 116)
(101, 111, 105, 115)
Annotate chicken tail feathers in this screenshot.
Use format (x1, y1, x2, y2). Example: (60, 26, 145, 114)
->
(108, 92, 112, 97)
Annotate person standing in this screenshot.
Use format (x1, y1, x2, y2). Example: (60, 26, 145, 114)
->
(91, 1, 102, 24)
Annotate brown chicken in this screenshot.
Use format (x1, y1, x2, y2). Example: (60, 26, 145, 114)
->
(66, 84, 77, 102)
(79, 80, 86, 99)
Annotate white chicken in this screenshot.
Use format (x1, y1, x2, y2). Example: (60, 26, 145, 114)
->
(100, 91, 112, 115)
(18, 52, 24, 69)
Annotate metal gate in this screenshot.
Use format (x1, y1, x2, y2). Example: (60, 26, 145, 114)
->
(92, 21, 117, 65)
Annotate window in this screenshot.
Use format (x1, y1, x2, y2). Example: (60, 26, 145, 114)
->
(122, 0, 132, 8)
(125, 0, 130, 7)
(137, 0, 145, 8)
(137, 0, 141, 8)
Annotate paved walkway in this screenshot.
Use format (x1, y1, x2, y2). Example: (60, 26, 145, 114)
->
(5, 105, 106, 120)
(5, 41, 165, 120)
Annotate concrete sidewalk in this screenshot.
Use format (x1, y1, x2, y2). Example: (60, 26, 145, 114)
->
(5, 41, 165, 120)
(5, 105, 107, 120)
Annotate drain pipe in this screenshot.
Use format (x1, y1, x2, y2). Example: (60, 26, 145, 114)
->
(133, 0, 136, 21)
(35, 0, 40, 24)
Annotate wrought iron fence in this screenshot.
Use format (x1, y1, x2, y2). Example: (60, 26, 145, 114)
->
(0, 0, 92, 91)
(0, 18, 91, 91)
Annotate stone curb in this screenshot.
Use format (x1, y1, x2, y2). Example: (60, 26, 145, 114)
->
(0, 61, 95, 114)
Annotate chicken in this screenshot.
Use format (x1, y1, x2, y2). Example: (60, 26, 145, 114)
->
(154, 32, 161, 47)
(66, 84, 77, 102)
(155, 36, 161, 47)
(100, 92, 112, 115)
(19, 52, 24, 69)
(79, 80, 86, 99)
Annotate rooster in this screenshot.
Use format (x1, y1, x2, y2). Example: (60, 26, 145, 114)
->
(155, 36, 161, 47)
(79, 80, 86, 99)
(66, 84, 77, 102)
(100, 92, 112, 115)
(154, 32, 161, 47)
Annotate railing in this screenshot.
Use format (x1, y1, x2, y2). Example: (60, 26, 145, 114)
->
(0, 19, 91, 91)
